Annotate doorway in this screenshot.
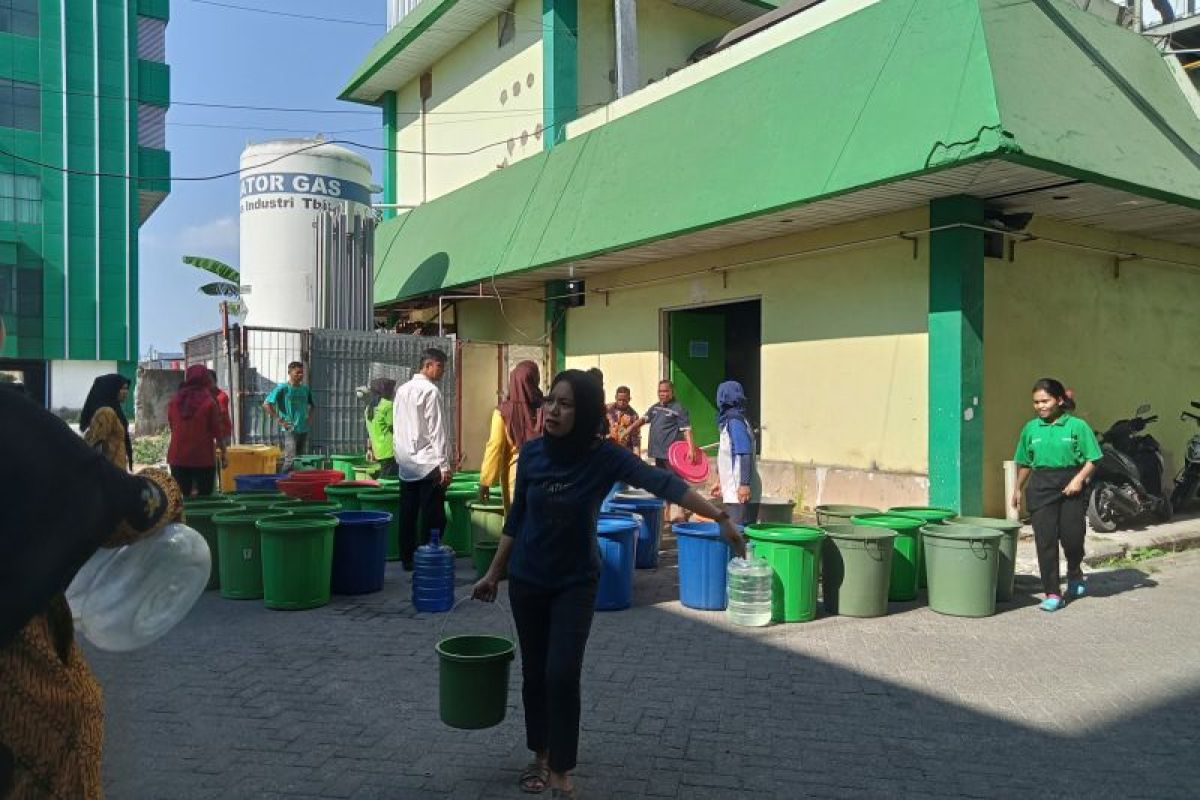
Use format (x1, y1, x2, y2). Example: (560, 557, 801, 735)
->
(666, 299, 761, 451)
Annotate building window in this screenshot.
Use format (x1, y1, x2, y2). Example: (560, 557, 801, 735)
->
(138, 103, 166, 148)
(0, 0, 38, 37)
(137, 15, 166, 62)
(0, 79, 39, 131)
(0, 173, 41, 224)
(0, 258, 41, 320)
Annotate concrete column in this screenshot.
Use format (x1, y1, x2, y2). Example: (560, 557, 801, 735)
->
(615, 0, 638, 98)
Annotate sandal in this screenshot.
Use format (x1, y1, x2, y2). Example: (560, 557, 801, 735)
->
(519, 762, 549, 794)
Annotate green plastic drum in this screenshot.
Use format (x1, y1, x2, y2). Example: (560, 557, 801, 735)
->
(467, 499, 505, 546)
(444, 486, 480, 557)
(358, 488, 402, 561)
(921, 525, 1003, 618)
(292, 454, 328, 471)
(888, 506, 957, 588)
(213, 510, 289, 600)
(436, 635, 516, 729)
(473, 540, 498, 579)
(851, 513, 925, 602)
(744, 524, 826, 623)
(183, 503, 247, 590)
(330, 454, 368, 481)
(268, 499, 342, 514)
(225, 492, 287, 512)
(256, 514, 336, 610)
(814, 504, 880, 527)
(819, 524, 896, 618)
(377, 478, 401, 490)
(941, 516, 1021, 602)
(323, 483, 377, 512)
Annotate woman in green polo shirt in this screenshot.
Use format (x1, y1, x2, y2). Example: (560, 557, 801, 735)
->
(364, 378, 397, 477)
(1011, 378, 1102, 612)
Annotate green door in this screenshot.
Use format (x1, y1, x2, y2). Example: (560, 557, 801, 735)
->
(669, 310, 726, 451)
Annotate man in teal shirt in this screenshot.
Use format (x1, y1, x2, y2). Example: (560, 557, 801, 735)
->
(264, 361, 316, 471)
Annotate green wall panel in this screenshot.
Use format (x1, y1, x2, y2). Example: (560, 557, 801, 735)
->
(137, 59, 169, 106)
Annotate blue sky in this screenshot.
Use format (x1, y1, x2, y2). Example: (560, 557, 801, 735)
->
(139, 0, 384, 354)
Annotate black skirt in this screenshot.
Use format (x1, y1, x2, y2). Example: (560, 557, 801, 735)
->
(1025, 467, 1080, 513)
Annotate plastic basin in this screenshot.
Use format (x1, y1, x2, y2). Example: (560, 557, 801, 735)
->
(595, 513, 638, 611)
(330, 511, 390, 595)
(256, 514, 336, 610)
(921, 525, 1002, 618)
(183, 503, 247, 590)
(467, 500, 505, 546)
(436, 634, 515, 729)
(357, 488, 401, 561)
(851, 513, 925, 602)
(212, 510, 289, 600)
(674, 522, 731, 610)
(608, 491, 664, 569)
(820, 524, 896, 617)
(745, 524, 826, 622)
(444, 486, 479, 557)
(234, 473, 287, 494)
(940, 516, 1021, 602)
(814, 504, 880, 527)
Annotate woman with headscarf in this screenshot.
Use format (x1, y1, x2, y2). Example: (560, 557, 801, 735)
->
(472, 370, 745, 798)
(364, 377, 398, 478)
(80, 374, 133, 470)
(167, 365, 228, 497)
(479, 361, 543, 511)
(0, 316, 184, 798)
(710, 380, 761, 526)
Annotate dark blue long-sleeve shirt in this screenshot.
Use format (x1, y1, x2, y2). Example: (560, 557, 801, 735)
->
(504, 438, 689, 589)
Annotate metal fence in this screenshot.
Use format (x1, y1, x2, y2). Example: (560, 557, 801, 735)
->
(308, 329, 455, 457)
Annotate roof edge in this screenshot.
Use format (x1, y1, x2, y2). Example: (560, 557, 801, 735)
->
(339, 0, 463, 104)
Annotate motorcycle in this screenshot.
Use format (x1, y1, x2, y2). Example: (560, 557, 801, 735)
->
(1169, 401, 1200, 513)
(1087, 404, 1172, 533)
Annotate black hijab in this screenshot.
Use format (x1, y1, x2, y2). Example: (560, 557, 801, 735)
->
(80, 373, 132, 468)
(544, 370, 606, 464)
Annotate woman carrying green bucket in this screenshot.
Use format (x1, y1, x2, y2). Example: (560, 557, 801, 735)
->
(472, 370, 743, 799)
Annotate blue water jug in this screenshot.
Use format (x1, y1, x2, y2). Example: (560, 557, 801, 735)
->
(413, 528, 455, 612)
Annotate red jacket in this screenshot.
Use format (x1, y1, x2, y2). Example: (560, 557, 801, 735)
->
(167, 395, 224, 468)
(215, 388, 233, 440)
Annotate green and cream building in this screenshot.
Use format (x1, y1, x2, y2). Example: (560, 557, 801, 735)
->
(346, 0, 1200, 517)
(0, 0, 171, 408)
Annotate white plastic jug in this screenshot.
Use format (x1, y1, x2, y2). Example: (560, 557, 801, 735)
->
(725, 544, 773, 627)
(66, 523, 211, 652)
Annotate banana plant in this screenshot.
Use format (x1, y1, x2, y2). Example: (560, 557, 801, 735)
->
(182, 255, 246, 318)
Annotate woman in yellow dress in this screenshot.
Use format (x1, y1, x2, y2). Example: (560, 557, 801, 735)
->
(479, 361, 543, 511)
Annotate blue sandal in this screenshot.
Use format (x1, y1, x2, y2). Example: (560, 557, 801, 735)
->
(1040, 595, 1066, 612)
(1067, 579, 1086, 598)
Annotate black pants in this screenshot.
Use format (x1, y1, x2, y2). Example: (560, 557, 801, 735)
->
(376, 456, 398, 478)
(398, 468, 446, 565)
(1028, 477, 1087, 596)
(726, 502, 759, 527)
(508, 577, 598, 774)
(170, 465, 216, 497)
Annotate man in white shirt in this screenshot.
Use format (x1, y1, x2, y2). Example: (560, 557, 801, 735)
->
(392, 348, 453, 569)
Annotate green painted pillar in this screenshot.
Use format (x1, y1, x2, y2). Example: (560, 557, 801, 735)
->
(928, 196, 985, 515)
(545, 280, 567, 375)
(542, 0, 578, 150)
(382, 91, 398, 220)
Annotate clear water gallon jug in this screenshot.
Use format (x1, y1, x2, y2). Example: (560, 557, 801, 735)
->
(726, 546, 772, 627)
(66, 523, 211, 652)
(413, 528, 455, 613)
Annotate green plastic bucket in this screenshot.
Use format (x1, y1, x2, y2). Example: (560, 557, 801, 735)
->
(358, 488, 401, 561)
(183, 495, 234, 508)
(467, 499, 505, 546)
(213, 510, 288, 600)
(889, 506, 956, 588)
(744, 524, 825, 622)
(377, 478, 401, 490)
(256, 515, 337, 610)
(444, 486, 479, 557)
(323, 483, 378, 512)
(226, 492, 287, 512)
(268, 499, 342, 514)
(292, 454, 328, 471)
(814, 504, 880, 527)
(819, 524, 896, 618)
(921, 525, 1002, 618)
(330, 454, 368, 481)
(436, 634, 516, 729)
(184, 503, 247, 590)
(941, 516, 1021, 602)
(851, 513, 925, 602)
(473, 540, 498, 579)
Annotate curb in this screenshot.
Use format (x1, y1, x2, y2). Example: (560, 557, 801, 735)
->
(1082, 527, 1200, 567)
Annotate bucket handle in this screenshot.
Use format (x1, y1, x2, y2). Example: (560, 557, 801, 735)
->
(970, 538, 990, 560)
(437, 595, 516, 643)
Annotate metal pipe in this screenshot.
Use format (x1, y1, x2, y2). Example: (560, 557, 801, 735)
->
(371, 202, 419, 210)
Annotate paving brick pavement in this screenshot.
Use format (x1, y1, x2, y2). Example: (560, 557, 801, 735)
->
(91, 539, 1200, 799)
